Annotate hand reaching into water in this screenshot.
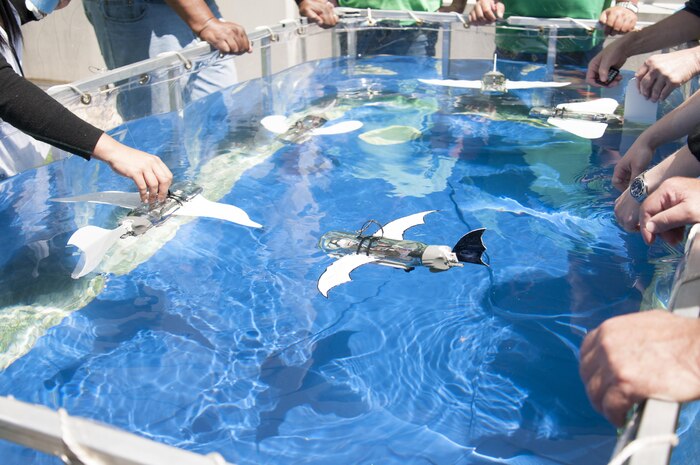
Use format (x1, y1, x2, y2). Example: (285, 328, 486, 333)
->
(612, 136, 655, 192)
(91, 134, 173, 204)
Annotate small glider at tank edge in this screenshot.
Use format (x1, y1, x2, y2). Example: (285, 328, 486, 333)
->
(419, 54, 570, 94)
(529, 98, 621, 139)
(261, 114, 363, 144)
(317, 210, 487, 298)
(52, 181, 262, 279)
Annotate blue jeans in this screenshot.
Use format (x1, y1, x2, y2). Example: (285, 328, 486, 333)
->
(83, 0, 238, 120)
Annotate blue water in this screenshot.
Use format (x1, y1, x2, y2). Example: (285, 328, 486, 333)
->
(0, 56, 670, 464)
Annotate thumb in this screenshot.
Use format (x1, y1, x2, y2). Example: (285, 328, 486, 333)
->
(644, 203, 692, 235)
(599, 10, 608, 24)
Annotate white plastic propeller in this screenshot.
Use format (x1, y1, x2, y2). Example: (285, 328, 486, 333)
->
(173, 195, 262, 228)
(68, 222, 132, 279)
(317, 254, 377, 298)
(311, 120, 363, 136)
(377, 210, 437, 241)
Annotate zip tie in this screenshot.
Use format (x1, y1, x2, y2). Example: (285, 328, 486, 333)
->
(366, 8, 376, 26)
(256, 26, 279, 42)
(453, 11, 469, 28)
(407, 10, 423, 26)
(607, 434, 680, 465)
(157, 50, 193, 70)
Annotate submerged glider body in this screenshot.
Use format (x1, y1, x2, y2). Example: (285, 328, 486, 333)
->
(530, 98, 621, 139)
(53, 182, 261, 279)
(261, 114, 363, 144)
(317, 211, 487, 297)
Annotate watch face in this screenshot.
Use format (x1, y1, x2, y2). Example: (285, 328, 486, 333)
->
(630, 176, 646, 201)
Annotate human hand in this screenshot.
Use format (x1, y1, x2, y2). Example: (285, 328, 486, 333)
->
(599, 6, 637, 36)
(612, 137, 654, 191)
(199, 19, 252, 54)
(580, 310, 700, 427)
(92, 134, 173, 204)
(635, 47, 700, 102)
(640, 176, 700, 245)
(586, 41, 628, 87)
(468, 0, 505, 25)
(298, 0, 338, 29)
(614, 188, 642, 232)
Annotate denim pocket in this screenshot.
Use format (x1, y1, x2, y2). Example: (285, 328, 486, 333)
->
(100, 0, 148, 23)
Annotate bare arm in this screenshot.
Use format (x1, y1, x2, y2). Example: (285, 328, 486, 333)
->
(163, 0, 251, 54)
(439, 0, 467, 13)
(587, 10, 700, 86)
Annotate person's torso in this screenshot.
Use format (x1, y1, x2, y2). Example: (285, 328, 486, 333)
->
(338, 0, 441, 12)
(503, 0, 612, 20)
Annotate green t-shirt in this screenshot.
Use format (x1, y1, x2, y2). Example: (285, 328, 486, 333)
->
(338, 0, 442, 11)
(496, 0, 613, 54)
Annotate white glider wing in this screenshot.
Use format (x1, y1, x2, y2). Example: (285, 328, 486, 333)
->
(377, 210, 437, 241)
(51, 191, 142, 209)
(311, 120, 363, 136)
(318, 254, 378, 298)
(556, 98, 619, 114)
(419, 78, 570, 90)
(172, 195, 262, 228)
(260, 115, 289, 134)
(546, 118, 609, 139)
(505, 80, 570, 90)
(419, 78, 481, 89)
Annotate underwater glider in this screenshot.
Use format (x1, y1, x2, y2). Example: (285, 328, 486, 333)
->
(52, 182, 261, 279)
(529, 98, 621, 139)
(317, 211, 487, 297)
(419, 54, 570, 94)
(261, 114, 363, 144)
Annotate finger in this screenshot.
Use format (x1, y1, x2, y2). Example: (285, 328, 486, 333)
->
(644, 203, 693, 236)
(496, 2, 505, 18)
(602, 386, 634, 427)
(585, 366, 608, 414)
(649, 76, 667, 102)
(154, 165, 172, 201)
(483, 3, 497, 22)
(142, 170, 160, 204)
(612, 163, 631, 191)
(635, 63, 649, 87)
(658, 227, 686, 245)
(579, 330, 601, 381)
(659, 82, 675, 102)
(599, 10, 609, 25)
(305, 8, 322, 24)
(638, 71, 655, 99)
(586, 54, 603, 85)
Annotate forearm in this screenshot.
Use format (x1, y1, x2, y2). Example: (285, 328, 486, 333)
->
(639, 87, 700, 149)
(163, 0, 216, 35)
(0, 59, 102, 157)
(646, 145, 700, 191)
(621, 10, 700, 56)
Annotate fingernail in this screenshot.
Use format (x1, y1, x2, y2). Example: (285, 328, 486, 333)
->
(646, 221, 656, 233)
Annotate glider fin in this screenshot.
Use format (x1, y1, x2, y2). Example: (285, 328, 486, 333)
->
(452, 229, 488, 266)
(556, 98, 619, 114)
(504, 80, 570, 90)
(68, 223, 132, 279)
(311, 120, 363, 136)
(260, 115, 289, 134)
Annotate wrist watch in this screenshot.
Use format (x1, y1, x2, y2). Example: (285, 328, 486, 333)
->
(616, 1, 639, 14)
(630, 172, 648, 203)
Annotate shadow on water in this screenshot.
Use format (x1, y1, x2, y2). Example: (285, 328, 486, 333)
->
(255, 330, 368, 443)
(43, 285, 214, 391)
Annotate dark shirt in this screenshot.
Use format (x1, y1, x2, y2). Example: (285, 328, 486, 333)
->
(685, 0, 700, 17)
(687, 125, 700, 163)
(0, 52, 103, 159)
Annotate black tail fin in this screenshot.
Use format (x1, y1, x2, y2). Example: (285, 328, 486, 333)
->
(452, 229, 487, 266)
